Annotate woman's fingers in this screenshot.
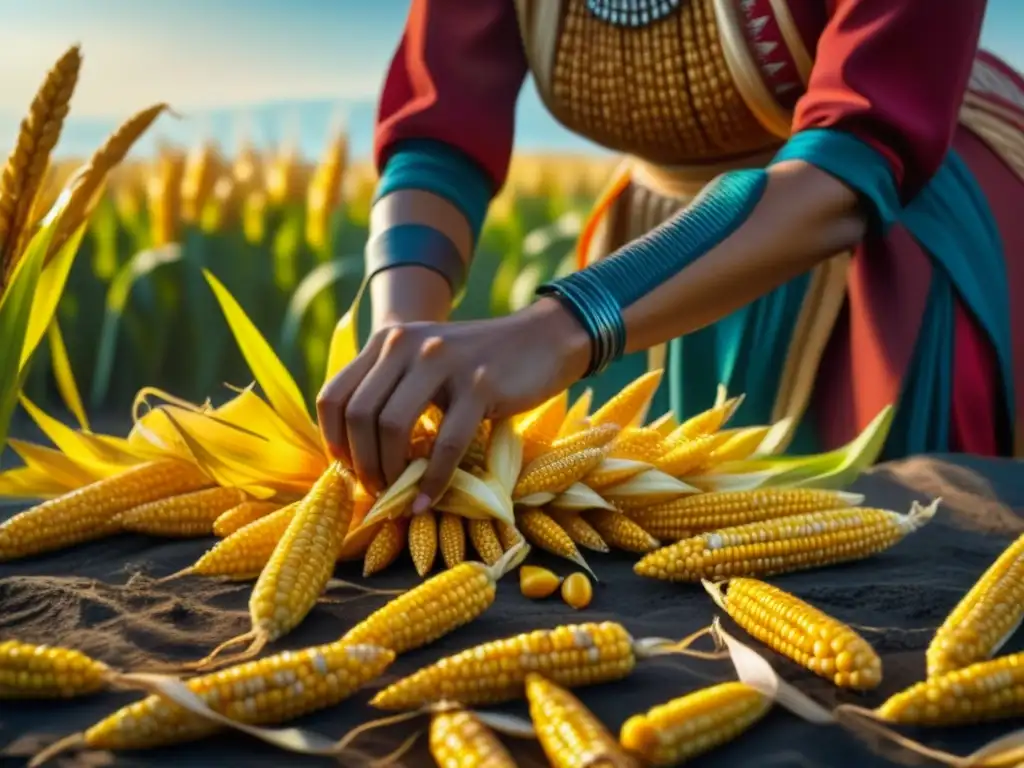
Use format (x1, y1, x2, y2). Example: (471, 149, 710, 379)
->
(316, 332, 385, 462)
(376, 359, 446, 487)
(414, 395, 487, 514)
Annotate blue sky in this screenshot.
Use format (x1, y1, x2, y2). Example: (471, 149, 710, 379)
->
(1, 0, 1021, 156)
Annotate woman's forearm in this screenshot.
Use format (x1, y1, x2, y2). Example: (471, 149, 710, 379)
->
(370, 266, 453, 330)
(620, 161, 866, 352)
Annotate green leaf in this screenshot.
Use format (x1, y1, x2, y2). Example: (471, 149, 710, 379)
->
(279, 256, 358, 367)
(90, 244, 183, 408)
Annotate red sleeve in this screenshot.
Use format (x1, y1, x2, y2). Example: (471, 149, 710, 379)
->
(793, 0, 985, 198)
(373, 0, 529, 191)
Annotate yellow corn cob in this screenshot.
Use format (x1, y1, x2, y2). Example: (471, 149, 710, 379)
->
(174, 502, 298, 580)
(551, 511, 609, 553)
(517, 508, 594, 577)
(705, 578, 882, 690)
(926, 532, 1024, 678)
(519, 392, 570, 463)
(629, 489, 865, 542)
(408, 510, 438, 577)
(561, 573, 593, 610)
(654, 435, 718, 477)
(514, 446, 607, 500)
(363, 518, 408, 577)
(647, 410, 678, 437)
(213, 500, 282, 537)
(0, 640, 110, 699)
(635, 501, 938, 582)
(587, 510, 660, 554)
(36, 643, 395, 758)
(370, 622, 637, 709)
(671, 394, 744, 440)
(584, 458, 651, 491)
(409, 406, 443, 460)
(468, 518, 504, 566)
(120, 487, 249, 538)
(702, 426, 772, 466)
(609, 428, 667, 463)
(526, 673, 640, 768)
(558, 388, 593, 439)
(590, 370, 663, 429)
(620, 682, 770, 766)
(198, 463, 355, 667)
(0, 460, 210, 560)
(463, 420, 492, 472)
(341, 544, 528, 655)
(550, 423, 620, 455)
(876, 652, 1024, 726)
(496, 521, 523, 551)
(520, 565, 562, 599)
(429, 710, 517, 768)
(439, 512, 467, 569)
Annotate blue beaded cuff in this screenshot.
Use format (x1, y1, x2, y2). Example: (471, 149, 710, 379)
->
(365, 224, 466, 296)
(538, 170, 768, 377)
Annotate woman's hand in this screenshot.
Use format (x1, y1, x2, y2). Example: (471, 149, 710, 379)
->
(317, 297, 591, 511)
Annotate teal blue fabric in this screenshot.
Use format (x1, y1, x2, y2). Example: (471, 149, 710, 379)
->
(375, 139, 493, 244)
(662, 128, 1014, 458)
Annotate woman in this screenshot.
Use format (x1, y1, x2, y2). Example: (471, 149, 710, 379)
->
(317, 0, 1023, 510)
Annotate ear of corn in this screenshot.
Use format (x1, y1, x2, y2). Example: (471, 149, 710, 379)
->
(704, 578, 882, 690)
(213, 500, 282, 537)
(517, 508, 595, 578)
(671, 394, 744, 440)
(589, 370, 662, 429)
(558, 389, 593, 438)
(646, 410, 678, 437)
(619, 682, 770, 766)
(550, 510, 609, 553)
(875, 652, 1024, 726)
(182, 502, 298, 580)
(0, 460, 210, 560)
(653, 435, 718, 477)
(550, 423, 620, 454)
(519, 392, 570, 463)
(408, 510, 438, 577)
(609, 428, 667, 463)
(370, 621, 636, 710)
(526, 673, 640, 768)
(120, 487, 249, 538)
(514, 446, 608, 500)
(629, 489, 865, 542)
(198, 462, 355, 667)
(72, 643, 394, 752)
(363, 518, 408, 577)
(0, 640, 110, 699)
(561, 573, 593, 610)
(467, 518, 504, 566)
(520, 565, 562, 599)
(439, 512, 467, 569)
(429, 710, 517, 768)
(341, 543, 529, 656)
(635, 500, 939, 582)
(496, 521, 523, 551)
(587, 509, 660, 554)
(926, 532, 1024, 678)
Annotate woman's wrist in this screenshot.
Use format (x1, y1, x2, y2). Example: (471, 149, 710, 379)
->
(369, 265, 453, 332)
(521, 296, 594, 384)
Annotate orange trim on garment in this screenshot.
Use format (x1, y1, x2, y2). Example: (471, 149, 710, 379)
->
(576, 166, 632, 270)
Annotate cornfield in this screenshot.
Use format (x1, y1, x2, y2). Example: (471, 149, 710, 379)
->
(18, 138, 621, 421)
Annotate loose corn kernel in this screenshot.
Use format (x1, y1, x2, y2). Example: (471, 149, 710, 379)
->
(439, 512, 466, 569)
(589, 370, 663, 429)
(514, 447, 608, 500)
(0, 640, 110, 699)
(926, 532, 1024, 678)
(587, 510, 660, 554)
(561, 573, 593, 610)
(517, 508, 594, 576)
(526, 673, 640, 768)
(408, 509, 438, 577)
(635, 501, 938, 582)
(630, 489, 864, 542)
(213, 500, 282, 537)
(551, 510, 609, 553)
(0, 460, 210, 560)
(876, 652, 1024, 726)
(370, 622, 637, 710)
(520, 565, 562, 599)
(620, 682, 770, 766)
(363, 518, 408, 577)
(120, 487, 249, 537)
(429, 709, 516, 768)
(80, 643, 394, 751)
(468, 518, 504, 566)
(184, 502, 298, 580)
(341, 545, 526, 655)
(707, 578, 882, 690)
